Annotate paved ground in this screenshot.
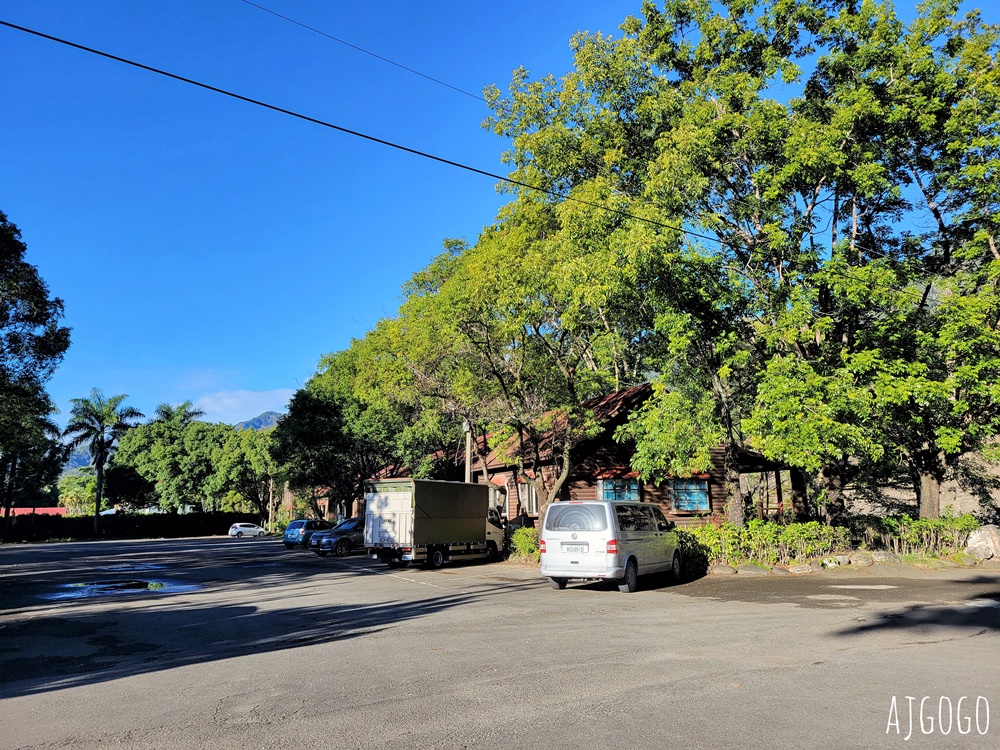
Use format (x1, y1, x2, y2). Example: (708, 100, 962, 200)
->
(1, 538, 998, 749)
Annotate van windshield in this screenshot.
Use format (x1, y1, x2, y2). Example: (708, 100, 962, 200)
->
(544, 504, 608, 532)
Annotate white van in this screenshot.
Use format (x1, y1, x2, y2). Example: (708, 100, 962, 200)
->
(539, 500, 681, 592)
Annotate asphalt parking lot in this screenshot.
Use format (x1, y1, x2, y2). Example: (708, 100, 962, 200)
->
(1, 537, 998, 750)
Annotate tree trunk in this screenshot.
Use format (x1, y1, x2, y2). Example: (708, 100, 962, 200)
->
(724, 448, 744, 526)
(820, 463, 845, 526)
(918, 470, 941, 519)
(790, 469, 809, 521)
(774, 471, 784, 522)
(1, 459, 14, 543)
(94, 459, 105, 536)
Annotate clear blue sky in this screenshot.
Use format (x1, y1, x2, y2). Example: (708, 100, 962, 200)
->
(1, 0, 634, 425)
(1, 1, 995, 426)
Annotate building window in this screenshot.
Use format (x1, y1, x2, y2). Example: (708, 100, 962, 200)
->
(517, 483, 538, 514)
(669, 479, 710, 512)
(599, 478, 640, 502)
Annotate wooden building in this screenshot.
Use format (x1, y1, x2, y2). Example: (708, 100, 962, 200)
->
(468, 383, 791, 527)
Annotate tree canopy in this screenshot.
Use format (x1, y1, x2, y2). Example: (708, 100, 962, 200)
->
(281, 0, 1000, 522)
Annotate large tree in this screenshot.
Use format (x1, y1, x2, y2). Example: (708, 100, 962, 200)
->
(485, 0, 1000, 520)
(114, 403, 227, 512)
(1, 210, 71, 535)
(63, 389, 143, 533)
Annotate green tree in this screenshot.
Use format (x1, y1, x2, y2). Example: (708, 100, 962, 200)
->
(1, 386, 65, 537)
(1, 210, 71, 537)
(207, 428, 276, 516)
(63, 389, 143, 533)
(114, 402, 227, 511)
(58, 469, 97, 516)
(485, 0, 1000, 522)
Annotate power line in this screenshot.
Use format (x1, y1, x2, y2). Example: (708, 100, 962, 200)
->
(0, 20, 955, 306)
(0, 19, 726, 249)
(240, 0, 487, 104)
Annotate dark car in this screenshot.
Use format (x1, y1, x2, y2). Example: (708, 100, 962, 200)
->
(282, 519, 334, 549)
(309, 517, 365, 557)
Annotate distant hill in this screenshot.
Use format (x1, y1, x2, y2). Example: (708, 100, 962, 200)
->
(65, 445, 92, 472)
(235, 411, 283, 431)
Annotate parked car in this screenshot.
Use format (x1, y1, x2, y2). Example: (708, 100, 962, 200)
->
(229, 523, 267, 538)
(539, 500, 681, 592)
(282, 519, 335, 549)
(309, 517, 365, 557)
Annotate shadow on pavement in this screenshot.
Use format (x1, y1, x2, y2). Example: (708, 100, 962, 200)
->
(0, 581, 536, 700)
(833, 591, 1000, 637)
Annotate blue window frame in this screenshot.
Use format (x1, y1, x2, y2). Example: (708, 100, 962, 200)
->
(600, 479, 640, 502)
(669, 479, 710, 512)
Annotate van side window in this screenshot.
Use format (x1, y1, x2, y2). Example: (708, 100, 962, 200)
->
(650, 506, 672, 531)
(636, 506, 656, 531)
(614, 505, 641, 531)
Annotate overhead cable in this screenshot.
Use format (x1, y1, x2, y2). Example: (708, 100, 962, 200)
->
(240, 0, 487, 104)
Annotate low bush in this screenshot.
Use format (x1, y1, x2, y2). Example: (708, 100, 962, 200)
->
(682, 513, 978, 568)
(509, 526, 540, 562)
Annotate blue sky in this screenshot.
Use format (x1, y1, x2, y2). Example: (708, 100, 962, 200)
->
(2, 1, 995, 426)
(1, 0, 634, 424)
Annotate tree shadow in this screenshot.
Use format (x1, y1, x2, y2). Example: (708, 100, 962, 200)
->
(0, 580, 536, 700)
(0, 538, 544, 699)
(833, 592, 1000, 637)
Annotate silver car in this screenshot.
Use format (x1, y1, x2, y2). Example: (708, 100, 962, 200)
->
(539, 501, 681, 592)
(228, 523, 266, 538)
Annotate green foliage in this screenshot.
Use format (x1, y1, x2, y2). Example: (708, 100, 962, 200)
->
(685, 512, 979, 566)
(1, 211, 70, 536)
(510, 527, 540, 561)
(57, 470, 97, 516)
(62, 389, 143, 532)
(846, 512, 980, 556)
(115, 411, 231, 512)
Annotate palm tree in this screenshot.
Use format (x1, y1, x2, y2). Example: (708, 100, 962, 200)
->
(63, 388, 143, 534)
(153, 400, 205, 427)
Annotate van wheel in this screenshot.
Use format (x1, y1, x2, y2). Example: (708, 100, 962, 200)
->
(549, 578, 568, 590)
(670, 551, 682, 580)
(618, 560, 638, 593)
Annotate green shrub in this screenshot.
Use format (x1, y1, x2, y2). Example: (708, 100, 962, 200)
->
(847, 513, 979, 556)
(510, 527, 540, 562)
(682, 513, 971, 568)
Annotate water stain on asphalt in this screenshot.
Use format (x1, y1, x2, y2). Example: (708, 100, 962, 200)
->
(40, 579, 201, 600)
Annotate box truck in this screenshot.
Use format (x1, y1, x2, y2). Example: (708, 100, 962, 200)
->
(364, 478, 505, 568)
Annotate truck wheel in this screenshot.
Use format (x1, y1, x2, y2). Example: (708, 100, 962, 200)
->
(549, 578, 568, 590)
(427, 548, 445, 569)
(618, 559, 638, 593)
(670, 551, 682, 580)
(386, 559, 409, 569)
(485, 541, 499, 561)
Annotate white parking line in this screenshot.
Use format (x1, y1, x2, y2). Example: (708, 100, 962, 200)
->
(828, 585, 899, 590)
(325, 559, 462, 592)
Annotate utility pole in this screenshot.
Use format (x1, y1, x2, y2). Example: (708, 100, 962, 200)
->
(463, 419, 472, 483)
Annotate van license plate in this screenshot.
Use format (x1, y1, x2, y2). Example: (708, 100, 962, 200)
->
(562, 543, 588, 554)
